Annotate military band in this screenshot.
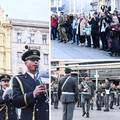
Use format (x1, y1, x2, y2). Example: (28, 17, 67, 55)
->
(52, 73, 120, 119)
(0, 74, 18, 120)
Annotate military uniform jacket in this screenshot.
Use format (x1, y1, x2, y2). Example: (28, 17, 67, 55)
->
(0, 90, 18, 120)
(12, 73, 49, 120)
(58, 75, 79, 103)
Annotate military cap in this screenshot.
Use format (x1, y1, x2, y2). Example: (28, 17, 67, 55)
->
(0, 74, 11, 81)
(65, 68, 72, 74)
(22, 49, 40, 61)
(83, 73, 88, 78)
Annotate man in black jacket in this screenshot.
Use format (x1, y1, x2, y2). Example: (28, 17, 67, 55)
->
(12, 49, 49, 120)
(0, 74, 18, 120)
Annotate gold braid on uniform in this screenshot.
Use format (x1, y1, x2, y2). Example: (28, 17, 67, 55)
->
(0, 104, 8, 119)
(15, 76, 36, 120)
(15, 76, 28, 107)
(0, 104, 6, 111)
(5, 105, 8, 120)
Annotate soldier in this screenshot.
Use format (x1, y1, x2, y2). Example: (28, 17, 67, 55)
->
(58, 68, 79, 120)
(96, 83, 102, 111)
(100, 83, 105, 108)
(104, 78, 110, 112)
(116, 83, 120, 106)
(110, 83, 116, 109)
(0, 74, 18, 120)
(12, 49, 49, 120)
(89, 78, 95, 110)
(80, 75, 92, 118)
(53, 81, 59, 109)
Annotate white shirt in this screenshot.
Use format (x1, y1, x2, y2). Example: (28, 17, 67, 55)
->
(27, 72, 34, 79)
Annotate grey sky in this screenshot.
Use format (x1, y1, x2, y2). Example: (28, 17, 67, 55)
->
(0, 0, 49, 21)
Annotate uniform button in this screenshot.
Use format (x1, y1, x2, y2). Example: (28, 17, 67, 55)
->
(36, 108, 39, 111)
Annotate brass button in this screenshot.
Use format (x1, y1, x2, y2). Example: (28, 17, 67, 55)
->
(36, 108, 39, 111)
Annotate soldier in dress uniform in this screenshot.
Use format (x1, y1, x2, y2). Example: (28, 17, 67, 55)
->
(80, 75, 92, 118)
(96, 83, 103, 111)
(12, 49, 49, 120)
(53, 81, 59, 109)
(0, 74, 18, 120)
(58, 68, 79, 120)
(104, 78, 111, 112)
(110, 83, 116, 109)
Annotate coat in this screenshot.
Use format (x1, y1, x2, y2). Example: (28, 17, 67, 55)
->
(12, 73, 49, 120)
(0, 89, 18, 120)
(58, 75, 79, 104)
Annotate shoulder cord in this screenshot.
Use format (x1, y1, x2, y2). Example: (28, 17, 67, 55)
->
(15, 76, 35, 120)
(82, 82, 91, 94)
(61, 76, 71, 91)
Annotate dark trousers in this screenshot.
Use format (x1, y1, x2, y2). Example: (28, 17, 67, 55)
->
(62, 103, 75, 120)
(51, 27, 57, 40)
(77, 34, 80, 45)
(82, 99, 90, 114)
(96, 93, 102, 110)
(72, 29, 76, 43)
(116, 94, 120, 106)
(100, 32, 108, 50)
(91, 30, 99, 48)
(104, 94, 109, 110)
(53, 93, 59, 108)
(110, 94, 114, 108)
(86, 35, 91, 47)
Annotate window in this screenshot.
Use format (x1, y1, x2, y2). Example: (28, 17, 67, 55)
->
(17, 32, 22, 43)
(28, 33, 35, 44)
(42, 34, 47, 45)
(17, 52, 22, 63)
(43, 54, 48, 65)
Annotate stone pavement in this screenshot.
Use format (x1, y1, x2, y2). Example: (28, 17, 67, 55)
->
(51, 103, 120, 120)
(51, 40, 120, 59)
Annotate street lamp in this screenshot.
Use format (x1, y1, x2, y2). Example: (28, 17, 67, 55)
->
(94, 70, 99, 91)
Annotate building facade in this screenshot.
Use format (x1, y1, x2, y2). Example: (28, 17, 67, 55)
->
(51, 61, 65, 78)
(11, 19, 49, 75)
(91, 0, 120, 12)
(0, 8, 12, 75)
(51, 0, 92, 14)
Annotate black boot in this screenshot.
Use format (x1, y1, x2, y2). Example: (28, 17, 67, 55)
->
(86, 113, 89, 118)
(82, 112, 86, 116)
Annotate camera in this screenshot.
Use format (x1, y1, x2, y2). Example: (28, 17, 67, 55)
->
(101, 5, 111, 13)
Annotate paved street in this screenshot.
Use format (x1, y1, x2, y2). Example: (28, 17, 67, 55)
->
(51, 103, 120, 120)
(51, 40, 120, 59)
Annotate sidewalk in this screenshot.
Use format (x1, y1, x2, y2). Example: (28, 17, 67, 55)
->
(51, 40, 120, 59)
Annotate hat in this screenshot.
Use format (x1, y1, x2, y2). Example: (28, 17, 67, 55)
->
(94, 12, 97, 15)
(83, 73, 88, 78)
(65, 68, 72, 74)
(22, 49, 40, 61)
(0, 74, 11, 81)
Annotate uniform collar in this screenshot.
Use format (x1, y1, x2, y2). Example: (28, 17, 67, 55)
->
(26, 72, 34, 79)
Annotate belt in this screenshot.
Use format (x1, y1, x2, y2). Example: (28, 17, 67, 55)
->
(62, 92, 75, 95)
